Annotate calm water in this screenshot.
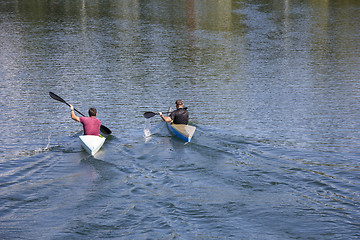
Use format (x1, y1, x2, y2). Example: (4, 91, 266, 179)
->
(1, 0, 359, 239)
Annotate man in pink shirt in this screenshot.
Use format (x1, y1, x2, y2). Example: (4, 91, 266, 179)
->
(70, 104, 101, 136)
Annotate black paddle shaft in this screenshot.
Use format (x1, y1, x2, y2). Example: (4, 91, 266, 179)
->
(49, 92, 85, 117)
(49, 92, 112, 135)
(143, 111, 170, 119)
(143, 108, 187, 119)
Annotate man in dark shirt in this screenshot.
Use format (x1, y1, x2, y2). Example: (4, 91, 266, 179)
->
(159, 100, 189, 124)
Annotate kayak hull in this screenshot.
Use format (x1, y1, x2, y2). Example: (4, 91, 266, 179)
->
(167, 123, 196, 142)
(79, 135, 105, 156)
(166, 107, 196, 142)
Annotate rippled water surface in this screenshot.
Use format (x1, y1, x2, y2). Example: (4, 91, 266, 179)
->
(1, 0, 359, 239)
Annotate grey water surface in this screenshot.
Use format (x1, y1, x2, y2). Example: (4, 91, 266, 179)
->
(1, 0, 359, 239)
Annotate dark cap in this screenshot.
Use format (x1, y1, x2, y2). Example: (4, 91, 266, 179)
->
(175, 100, 184, 105)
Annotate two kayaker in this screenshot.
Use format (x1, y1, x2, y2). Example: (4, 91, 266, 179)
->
(159, 100, 189, 124)
(69, 99, 188, 135)
(70, 104, 101, 136)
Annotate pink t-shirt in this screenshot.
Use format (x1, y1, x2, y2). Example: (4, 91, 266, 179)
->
(80, 117, 101, 135)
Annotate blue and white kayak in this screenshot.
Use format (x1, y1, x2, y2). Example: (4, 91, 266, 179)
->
(79, 135, 105, 156)
(167, 123, 196, 142)
(166, 107, 196, 142)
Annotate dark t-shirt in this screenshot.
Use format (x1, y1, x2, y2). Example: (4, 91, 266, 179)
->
(170, 108, 189, 124)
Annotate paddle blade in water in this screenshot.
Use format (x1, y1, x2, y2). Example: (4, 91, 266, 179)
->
(100, 125, 112, 135)
(144, 112, 157, 119)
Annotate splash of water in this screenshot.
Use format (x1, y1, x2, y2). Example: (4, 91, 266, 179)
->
(32, 134, 52, 154)
(45, 134, 51, 150)
(144, 119, 152, 138)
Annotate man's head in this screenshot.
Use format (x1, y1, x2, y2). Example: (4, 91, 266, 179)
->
(89, 108, 97, 117)
(175, 100, 184, 109)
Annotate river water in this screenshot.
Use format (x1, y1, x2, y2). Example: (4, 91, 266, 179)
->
(1, 0, 359, 239)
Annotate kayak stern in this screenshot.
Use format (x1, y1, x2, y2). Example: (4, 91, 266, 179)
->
(79, 135, 106, 156)
(167, 123, 196, 142)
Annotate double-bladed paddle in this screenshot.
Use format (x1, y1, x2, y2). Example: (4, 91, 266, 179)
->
(143, 108, 187, 119)
(144, 112, 163, 119)
(49, 92, 112, 135)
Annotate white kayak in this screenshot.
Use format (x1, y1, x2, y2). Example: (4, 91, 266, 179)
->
(79, 135, 106, 156)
